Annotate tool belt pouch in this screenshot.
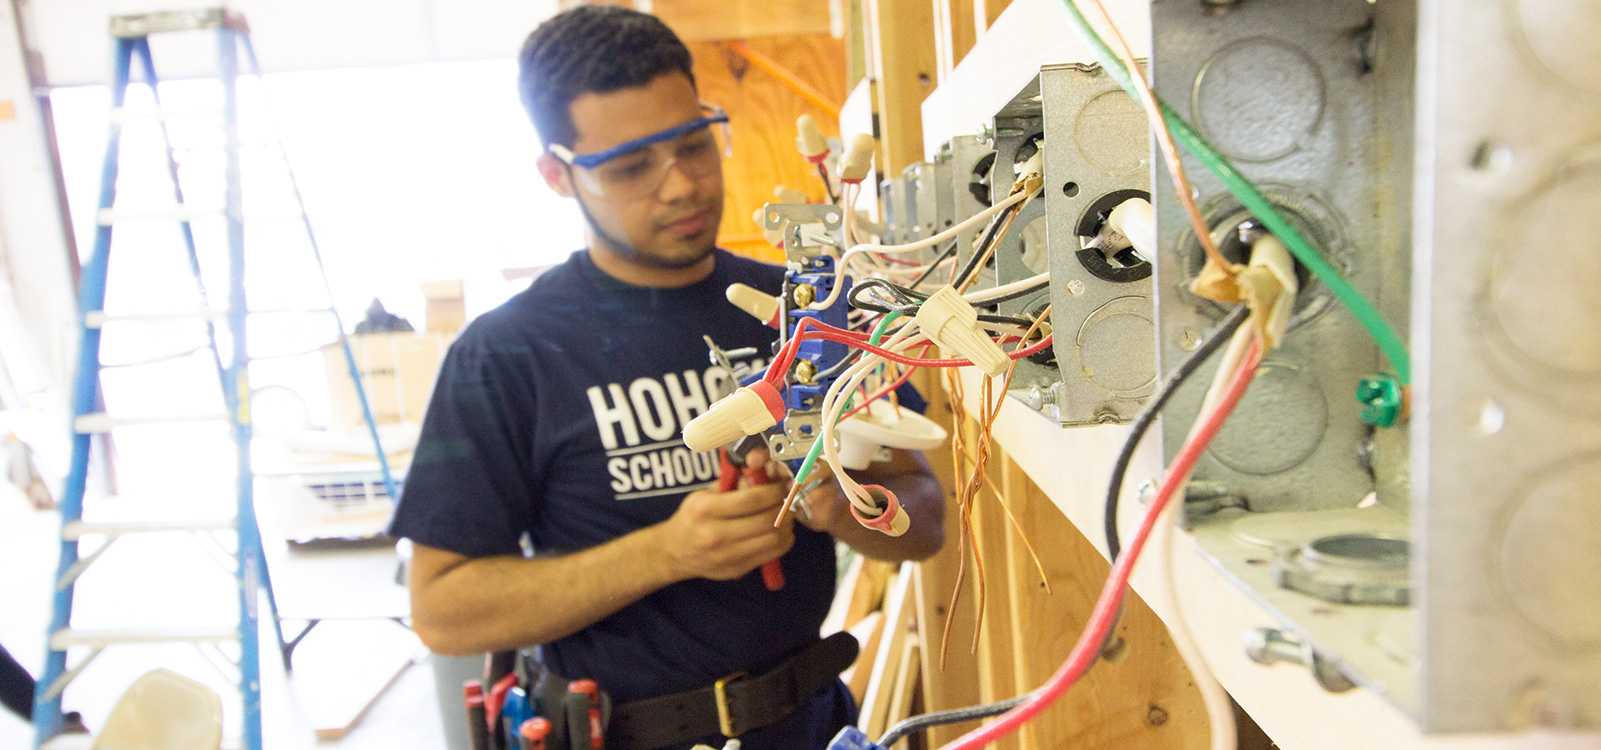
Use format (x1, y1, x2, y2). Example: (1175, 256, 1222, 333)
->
(531, 666, 613, 750)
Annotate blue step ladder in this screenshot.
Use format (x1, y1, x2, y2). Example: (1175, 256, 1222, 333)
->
(32, 9, 400, 748)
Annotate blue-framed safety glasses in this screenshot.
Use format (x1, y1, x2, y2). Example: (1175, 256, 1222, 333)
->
(549, 104, 731, 200)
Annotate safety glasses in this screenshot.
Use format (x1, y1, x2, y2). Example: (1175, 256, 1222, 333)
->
(548, 104, 731, 200)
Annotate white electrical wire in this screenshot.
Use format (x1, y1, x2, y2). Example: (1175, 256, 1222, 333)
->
(809, 190, 1032, 311)
(1146, 321, 1257, 750)
(962, 272, 1050, 304)
(818, 322, 928, 512)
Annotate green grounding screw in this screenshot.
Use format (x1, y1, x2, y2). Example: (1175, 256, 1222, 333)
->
(1356, 373, 1404, 428)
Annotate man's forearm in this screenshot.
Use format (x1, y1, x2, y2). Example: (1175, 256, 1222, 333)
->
(410, 526, 677, 656)
(822, 451, 945, 561)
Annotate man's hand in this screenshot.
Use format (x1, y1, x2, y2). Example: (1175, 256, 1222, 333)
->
(659, 478, 793, 582)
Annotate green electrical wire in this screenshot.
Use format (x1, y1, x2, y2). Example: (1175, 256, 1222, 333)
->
(1055, 0, 1412, 385)
(791, 312, 902, 488)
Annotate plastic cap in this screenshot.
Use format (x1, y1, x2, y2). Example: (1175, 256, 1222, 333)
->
(849, 486, 910, 536)
(726, 283, 781, 328)
(915, 286, 1010, 376)
(682, 381, 786, 452)
(521, 718, 552, 740)
(838, 134, 876, 184)
(796, 115, 830, 162)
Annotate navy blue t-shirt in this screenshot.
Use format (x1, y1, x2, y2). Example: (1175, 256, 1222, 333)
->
(391, 248, 919, 713)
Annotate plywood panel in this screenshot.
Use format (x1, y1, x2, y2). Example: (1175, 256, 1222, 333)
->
(655, 0, 833, 41)
(688, 34, 846, 261)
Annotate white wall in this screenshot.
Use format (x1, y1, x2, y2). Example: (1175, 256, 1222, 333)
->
(26, 0, 561, 87)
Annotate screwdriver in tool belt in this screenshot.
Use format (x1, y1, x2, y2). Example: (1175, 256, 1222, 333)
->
(718, 445, 785, 591)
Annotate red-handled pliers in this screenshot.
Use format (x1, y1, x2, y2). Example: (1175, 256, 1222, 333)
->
(718, 436, 785, 591)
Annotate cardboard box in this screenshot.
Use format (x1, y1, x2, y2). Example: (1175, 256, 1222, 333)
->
(323, 332, 448, 433)
(419, 280, 465, 335)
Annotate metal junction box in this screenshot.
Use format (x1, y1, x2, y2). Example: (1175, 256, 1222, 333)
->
(1150, 0, 1420, 717)
(1412, 0, 1601, 732)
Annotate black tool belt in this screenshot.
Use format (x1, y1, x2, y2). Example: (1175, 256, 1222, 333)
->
(541, 632, 858, 750)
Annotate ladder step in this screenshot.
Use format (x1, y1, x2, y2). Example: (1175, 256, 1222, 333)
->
(50, 626, 238, 650)
(62, 518, 235, 541)
(73, 412, 231, 434)
(84, 308, 226, 328)
(97, 206, 224, 225)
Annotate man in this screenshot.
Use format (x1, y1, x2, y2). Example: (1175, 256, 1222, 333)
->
(390, 6, 945, 750)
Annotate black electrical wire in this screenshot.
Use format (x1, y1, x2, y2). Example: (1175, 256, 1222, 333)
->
(952, 201, 1022, 291)
(849, 279, 924, 315)
(1104, 304, 1250, 560)
(817, 164, 838, 204)
(907, 243, 958, 291)
(877, 693, 1035, 748)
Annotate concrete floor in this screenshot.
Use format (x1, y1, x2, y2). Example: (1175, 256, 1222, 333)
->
(0, 478, 448, 749)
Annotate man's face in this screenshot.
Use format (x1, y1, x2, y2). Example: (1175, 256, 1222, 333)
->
(544, 72, 725, 270)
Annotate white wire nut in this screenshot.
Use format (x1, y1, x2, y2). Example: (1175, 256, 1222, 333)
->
(838, 133, 876, 184)
(915, 286, 1011, 377)
(849, 485, 910, 536)
(725, 283, 781, 328)
(796, 115, 830, 163)
(1106, 198, 1156, 260)
(681, 381, 786, 452)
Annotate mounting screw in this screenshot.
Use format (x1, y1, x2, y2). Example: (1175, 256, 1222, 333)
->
(1245, 627, 1311, 667)
(978, 124, 996, 145)
(1243, 628, 1358, 694)
(1356, 373, 1404, 427)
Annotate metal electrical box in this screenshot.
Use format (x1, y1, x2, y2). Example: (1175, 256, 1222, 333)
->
(1412, 0, 1601, 731)
(1038, 63, 1156, 426)
(1150, 0, 1420, 715)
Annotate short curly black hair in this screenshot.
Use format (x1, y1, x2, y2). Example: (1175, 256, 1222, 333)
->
(517, 5, 697, 148)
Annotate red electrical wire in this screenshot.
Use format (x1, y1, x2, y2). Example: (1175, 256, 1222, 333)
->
(939, 336, 1264, 750)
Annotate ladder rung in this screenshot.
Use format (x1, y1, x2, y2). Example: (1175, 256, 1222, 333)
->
(106, 106, 223, 124)
(97, 206, 224, 225)
(50, 626, 237, 650)
(62, 518, 235, 541)
(74, 412, 230, 434)
(84, 308, 227, 328)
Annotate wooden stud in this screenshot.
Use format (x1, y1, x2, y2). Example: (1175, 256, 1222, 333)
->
(933, 0, 977, 82)
(864, 0, 938, 173)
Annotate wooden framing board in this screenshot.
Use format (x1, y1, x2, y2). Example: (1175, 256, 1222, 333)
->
(860, 562, 918, 739)
(997, 452, 1206, 750)
(933, 0, 977, 83)
(863, 0, 938, 174)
